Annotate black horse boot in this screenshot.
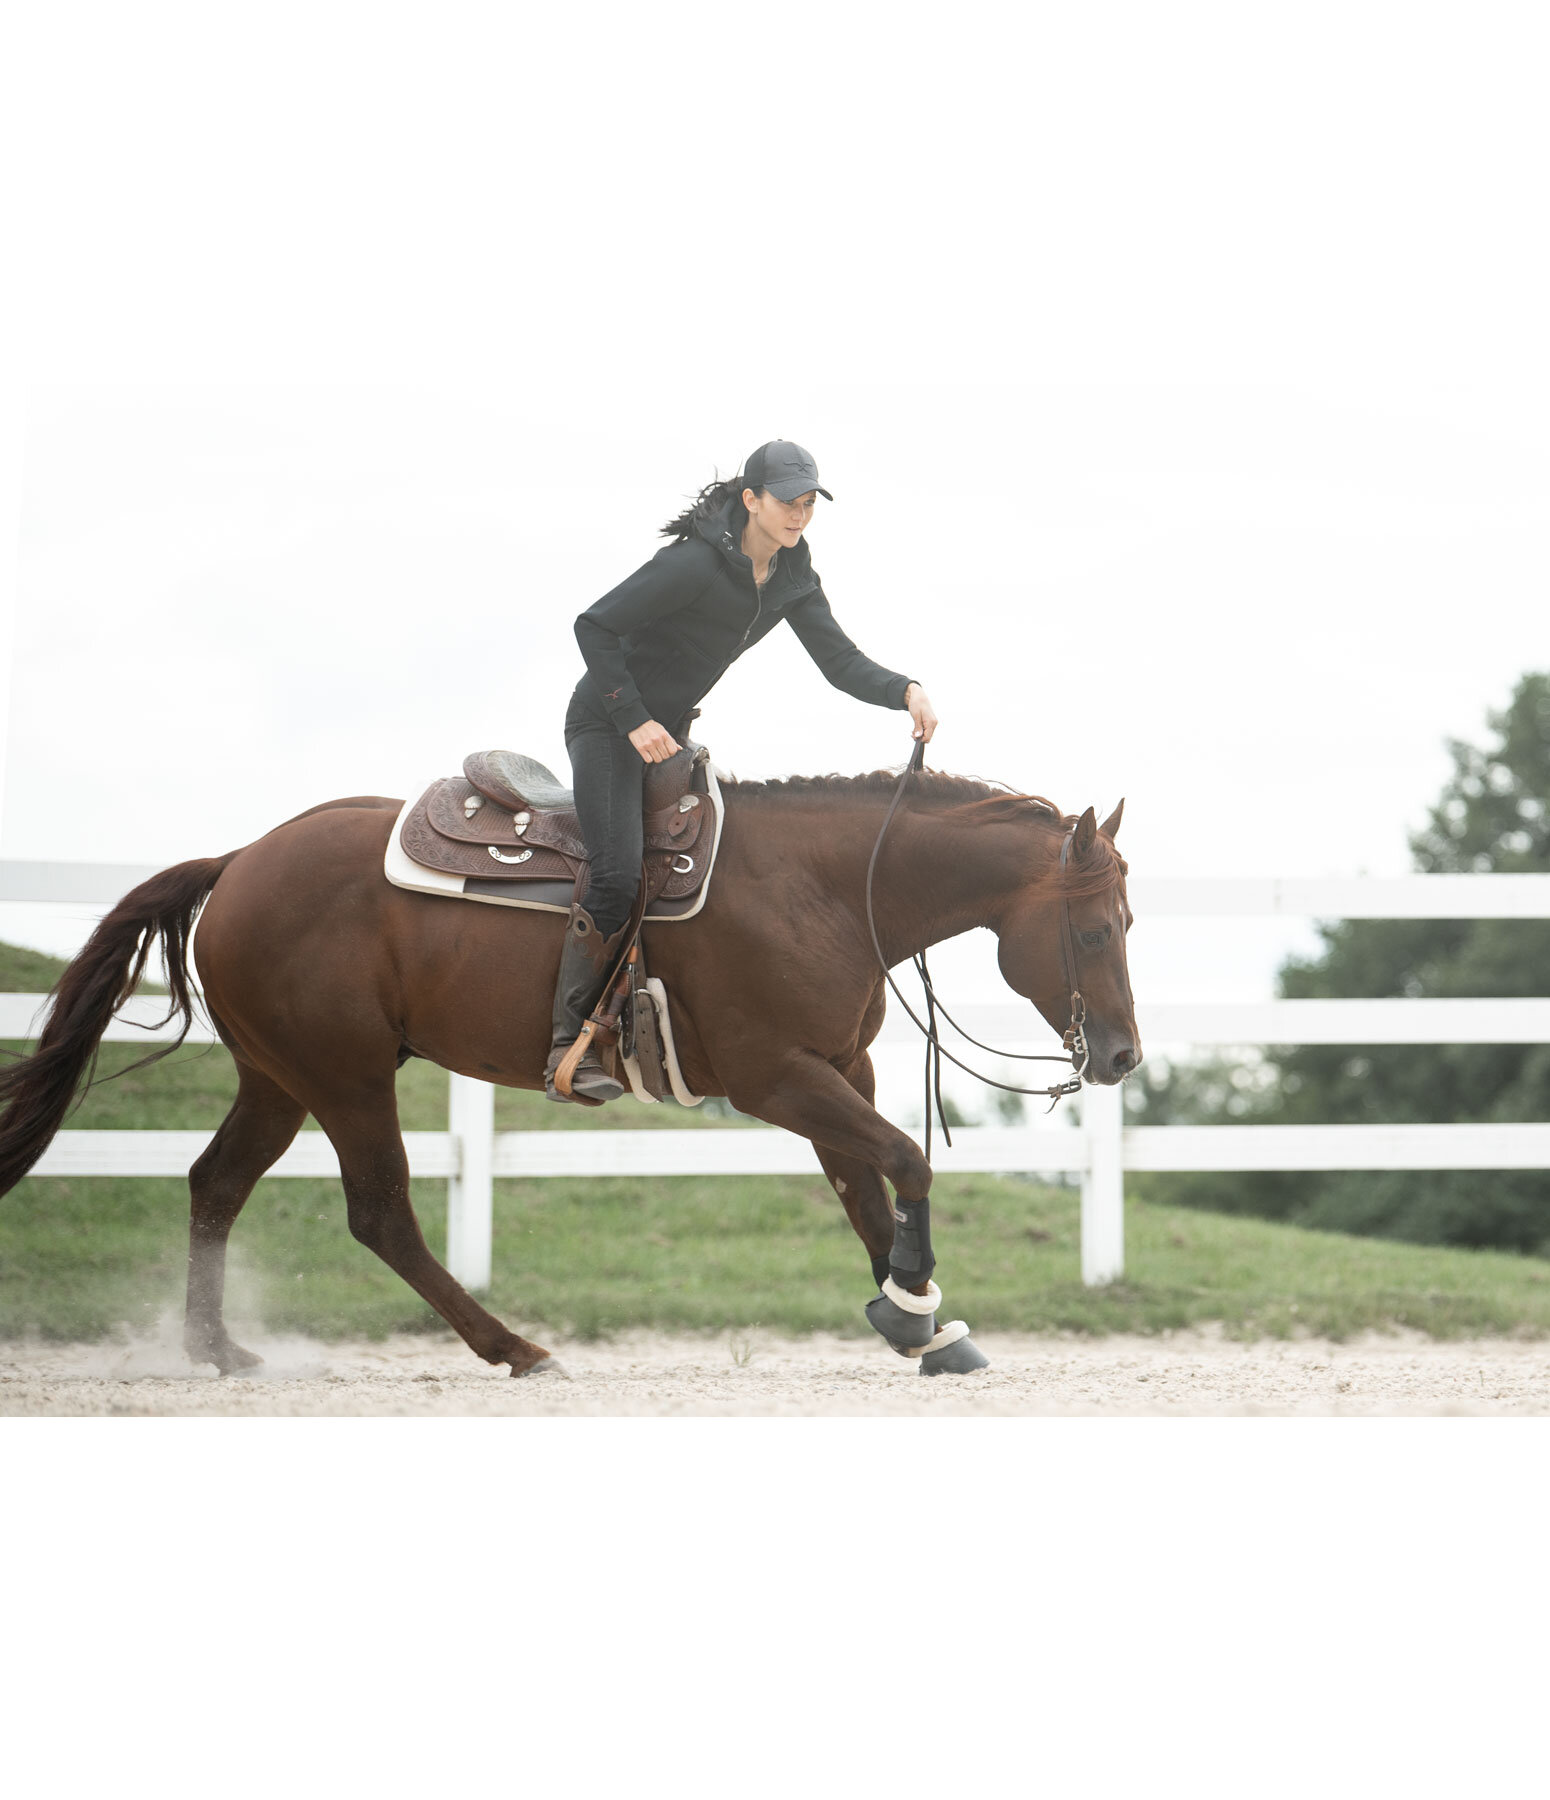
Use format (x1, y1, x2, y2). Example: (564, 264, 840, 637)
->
(544, 905, 627, 1105)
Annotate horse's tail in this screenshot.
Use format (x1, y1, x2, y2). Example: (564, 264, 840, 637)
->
(0, 851, 240, 1196)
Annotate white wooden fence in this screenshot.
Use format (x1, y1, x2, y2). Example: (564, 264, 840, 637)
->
(3, 859, 1548, 1290)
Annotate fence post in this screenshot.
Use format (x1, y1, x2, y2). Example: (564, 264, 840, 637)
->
(1080, 1082, 1125, 1285)
(446, 1073, 494, 1291)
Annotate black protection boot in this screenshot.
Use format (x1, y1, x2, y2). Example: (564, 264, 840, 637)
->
(544, 905, 627, 1104)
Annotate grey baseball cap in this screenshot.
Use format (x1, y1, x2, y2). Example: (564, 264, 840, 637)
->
(743, 439, 833, 502)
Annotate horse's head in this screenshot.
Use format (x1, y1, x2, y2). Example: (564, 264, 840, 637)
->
(994, 799, 1140, 1086)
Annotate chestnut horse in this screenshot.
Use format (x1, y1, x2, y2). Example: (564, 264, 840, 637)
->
(0, 769, 1138, 1376)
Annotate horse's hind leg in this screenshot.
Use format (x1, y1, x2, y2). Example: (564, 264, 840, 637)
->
(185, 1061, 307, 1374)
(317, 1084, 553, 1376)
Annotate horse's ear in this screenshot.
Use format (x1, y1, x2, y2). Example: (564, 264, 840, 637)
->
(1099, 798, 1124, 843)
(1074, 806, 1098, 858)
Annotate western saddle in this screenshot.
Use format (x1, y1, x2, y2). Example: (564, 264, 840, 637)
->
(397, 740, 717, 913)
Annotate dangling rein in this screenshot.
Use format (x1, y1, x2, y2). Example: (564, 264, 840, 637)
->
(863, 741, 1091, 1162)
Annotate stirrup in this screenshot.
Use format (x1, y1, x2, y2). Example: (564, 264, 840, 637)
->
(545, 1032, 624, 1105)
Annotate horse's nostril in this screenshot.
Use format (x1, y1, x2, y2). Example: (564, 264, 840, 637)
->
(1112, 1048, 1137, 1076)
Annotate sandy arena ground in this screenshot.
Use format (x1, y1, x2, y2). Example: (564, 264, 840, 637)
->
(3, 1322, 1549, 1415)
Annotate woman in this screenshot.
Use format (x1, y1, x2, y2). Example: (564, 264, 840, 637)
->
(550, 438, 939, 1103)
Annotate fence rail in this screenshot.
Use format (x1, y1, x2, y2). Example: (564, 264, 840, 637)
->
(4, 861, 1548, 1290)
(9, 992, 1550, 1049)
(8, 861, 1550, 916)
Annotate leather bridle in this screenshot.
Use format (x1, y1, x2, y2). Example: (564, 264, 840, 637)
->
(1056, 828, 1093, 1089)
(864, 743, 1092, 1160)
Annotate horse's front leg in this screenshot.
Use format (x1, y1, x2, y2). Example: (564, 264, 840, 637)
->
(730, 1049, 990, 1377)
(806, 1049, 904, 1288)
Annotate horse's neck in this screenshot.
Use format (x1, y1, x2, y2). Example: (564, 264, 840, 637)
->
(831, 801, 1040, 963)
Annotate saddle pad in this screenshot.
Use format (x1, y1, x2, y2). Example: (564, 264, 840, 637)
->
(383, 760, 728, 921)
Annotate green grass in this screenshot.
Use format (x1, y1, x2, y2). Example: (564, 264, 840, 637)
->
(0, 941, 80, 992)
(7, 1141, 1550, 1344)
(4, 940, 1550, 1344)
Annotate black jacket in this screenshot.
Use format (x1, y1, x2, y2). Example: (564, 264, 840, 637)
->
(570, 496, 913, 736)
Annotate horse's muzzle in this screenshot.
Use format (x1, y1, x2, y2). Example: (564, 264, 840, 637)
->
(1086, 1043, 1140, 1085)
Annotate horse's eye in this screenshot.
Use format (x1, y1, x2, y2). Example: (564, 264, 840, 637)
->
(1080, 930, 1106, 950)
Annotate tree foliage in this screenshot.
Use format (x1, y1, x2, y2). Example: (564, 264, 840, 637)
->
(1130, 673, 1550, 1253)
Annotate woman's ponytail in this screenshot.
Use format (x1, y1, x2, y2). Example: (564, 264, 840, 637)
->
(659, 472, 758, 541)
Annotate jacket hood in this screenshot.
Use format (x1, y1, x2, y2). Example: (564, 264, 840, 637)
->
(692, 493, 746, 554)
(693, 493, 814, 576)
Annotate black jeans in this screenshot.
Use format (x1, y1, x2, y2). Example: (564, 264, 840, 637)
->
(565, 711, 644, 939)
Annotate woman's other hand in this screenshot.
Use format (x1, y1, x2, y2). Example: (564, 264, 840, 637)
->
(628, 720, 681, 764)
(905, 683, 938, 744)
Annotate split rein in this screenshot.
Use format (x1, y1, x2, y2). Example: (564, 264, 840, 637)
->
(863, 743, 1091, 1163)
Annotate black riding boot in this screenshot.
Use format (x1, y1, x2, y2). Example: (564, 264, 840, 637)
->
(544, 905, 628, 1105)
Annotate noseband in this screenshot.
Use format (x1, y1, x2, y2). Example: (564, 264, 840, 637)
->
(864, 744, 1091, 1160)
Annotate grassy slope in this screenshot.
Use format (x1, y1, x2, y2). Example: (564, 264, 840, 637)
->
(3, 942, 1548, 1343)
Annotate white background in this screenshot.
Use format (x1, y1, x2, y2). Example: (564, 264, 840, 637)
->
(1, 4, 1546, 1780)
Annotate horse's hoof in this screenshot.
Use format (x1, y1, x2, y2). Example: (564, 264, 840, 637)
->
(919, 1335, 990, 1377)
(511, 1353, 570, 1379)
(189, 1338, 264, 1376)
(865, 1286, 938, 1351)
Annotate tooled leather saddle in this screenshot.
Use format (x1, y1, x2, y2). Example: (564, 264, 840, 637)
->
(394, 740, 720, 919)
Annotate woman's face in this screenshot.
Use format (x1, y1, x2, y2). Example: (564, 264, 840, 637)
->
(744, 487, 817, 549)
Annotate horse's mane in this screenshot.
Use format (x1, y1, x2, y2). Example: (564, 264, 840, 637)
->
(723, 767, 1060, 814)
(719, 768, 1126, 894)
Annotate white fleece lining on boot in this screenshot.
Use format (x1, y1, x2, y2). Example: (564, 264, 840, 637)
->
(881, 1277, 942, 1315)
(904, 1319, 971, 1358)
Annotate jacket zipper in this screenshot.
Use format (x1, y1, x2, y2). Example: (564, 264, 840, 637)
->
(737, 570, 764, 650)
(723, 528, 766, 652)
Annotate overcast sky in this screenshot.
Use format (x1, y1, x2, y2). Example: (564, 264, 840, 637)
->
(3, 4, 1547, 1110)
